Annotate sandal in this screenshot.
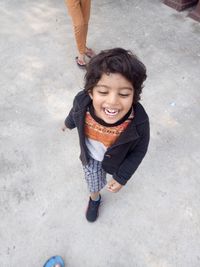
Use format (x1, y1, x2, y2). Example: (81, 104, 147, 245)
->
(43, 255, 65, 267)
(75, 57, 86, 68)
(85, 48, 96, 58)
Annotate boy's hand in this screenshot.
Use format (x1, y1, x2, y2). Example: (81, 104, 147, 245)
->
(107, 178, 123, 193)
(61, 125, 68, 131)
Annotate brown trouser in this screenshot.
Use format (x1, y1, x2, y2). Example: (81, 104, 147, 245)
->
(65, 0, 91, 55)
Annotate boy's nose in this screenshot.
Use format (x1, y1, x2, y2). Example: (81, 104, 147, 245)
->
(107, 93, 118, 106)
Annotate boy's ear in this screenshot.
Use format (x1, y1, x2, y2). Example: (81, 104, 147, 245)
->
(88, 90, 93, 99)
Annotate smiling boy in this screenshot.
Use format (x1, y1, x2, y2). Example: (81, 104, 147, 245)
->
(63, 48, 150, 222)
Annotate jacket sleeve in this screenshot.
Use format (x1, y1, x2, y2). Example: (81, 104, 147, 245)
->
(65, 106, 76, 129)
(113, 120, 150, 185)
(64, 95, 78, 129)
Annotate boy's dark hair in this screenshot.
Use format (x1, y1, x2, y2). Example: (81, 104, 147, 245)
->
(84, 47, 147, 103)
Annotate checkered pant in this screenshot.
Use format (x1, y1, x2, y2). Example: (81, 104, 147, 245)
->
(82, 158, 107, 193)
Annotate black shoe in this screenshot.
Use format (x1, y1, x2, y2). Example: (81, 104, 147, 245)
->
(86, 195, 101, 222)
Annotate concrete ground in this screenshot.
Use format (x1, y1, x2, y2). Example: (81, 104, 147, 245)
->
(1, 0, 200, 266)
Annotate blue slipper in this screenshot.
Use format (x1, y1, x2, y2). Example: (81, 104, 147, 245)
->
(43, 255, 65, 267)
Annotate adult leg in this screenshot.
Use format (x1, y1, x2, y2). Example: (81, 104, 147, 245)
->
(80, 0, 95, 58)
(80, 0, 91, 53)
(66, 0, 90, 62)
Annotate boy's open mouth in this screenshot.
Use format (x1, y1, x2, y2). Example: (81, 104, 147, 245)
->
(104, 108, 119, 116)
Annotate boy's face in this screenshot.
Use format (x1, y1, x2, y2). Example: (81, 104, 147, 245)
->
(89, 73, 134, 124)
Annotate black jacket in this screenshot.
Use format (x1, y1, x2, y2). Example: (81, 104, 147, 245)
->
(65, 91, 150, 185)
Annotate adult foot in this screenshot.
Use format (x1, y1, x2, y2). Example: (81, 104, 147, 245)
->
(75, 56, 86, 68)
(85, 47, 96, 58)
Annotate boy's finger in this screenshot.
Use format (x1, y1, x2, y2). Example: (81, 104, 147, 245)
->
(62, 126, 66, 131)
(107, 184, 119, 193)
(107, 187, 115, 193)
(106, 184, 111, 189)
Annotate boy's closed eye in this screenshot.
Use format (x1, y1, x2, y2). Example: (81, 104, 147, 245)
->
(97, 91, 131, 97)
(119, 93, 131, 97)
(97, 90, 108, 95)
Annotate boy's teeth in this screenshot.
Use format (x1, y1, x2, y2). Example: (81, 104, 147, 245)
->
(104, 108, 118, 115)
